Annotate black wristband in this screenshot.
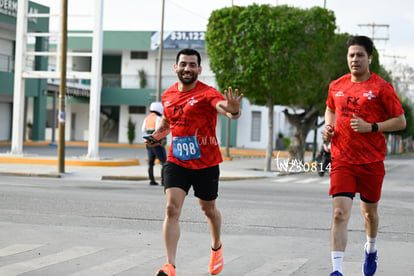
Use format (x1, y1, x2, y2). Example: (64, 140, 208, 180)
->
(371, 123, 378, 132)
(231, 111, 240, 116)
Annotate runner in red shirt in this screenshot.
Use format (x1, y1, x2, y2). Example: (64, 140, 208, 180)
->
(145, 48, 243, 276)
(162, 81, 225, 169)
(322, 36, 406, 276)
(326, 73, 404, 164)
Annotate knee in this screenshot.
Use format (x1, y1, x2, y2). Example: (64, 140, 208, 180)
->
(333, 207, 350, 224)
(201, 205, 217, 219)
(165, 203, 181, 220)
(362, 209, 378, 222)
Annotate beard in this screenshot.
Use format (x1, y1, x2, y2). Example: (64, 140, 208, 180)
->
(177, 71, 198, 85)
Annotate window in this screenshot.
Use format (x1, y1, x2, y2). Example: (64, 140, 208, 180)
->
(0, 54, 12, 72)
(129, 106, 146, 114)
(0, 38, 13, 72)
(130, 51, 148, 59)
(251, 111, 261, 141)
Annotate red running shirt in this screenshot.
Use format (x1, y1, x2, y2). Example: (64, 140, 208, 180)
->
(326, 73, 404, 164)
(162, 81, 226, 169)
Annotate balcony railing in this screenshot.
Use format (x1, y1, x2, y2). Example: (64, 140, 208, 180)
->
(48, 76, 91, 91)
(103, 74, 121, 88)
(102, 74, 217, 89)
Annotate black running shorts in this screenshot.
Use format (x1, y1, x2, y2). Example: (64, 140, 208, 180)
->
(163, 161, 220, 201)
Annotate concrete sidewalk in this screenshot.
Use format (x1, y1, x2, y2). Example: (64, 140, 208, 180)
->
(0, 142, 280, 181)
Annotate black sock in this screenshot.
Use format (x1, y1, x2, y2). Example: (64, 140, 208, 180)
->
(212, 244, 222, 251)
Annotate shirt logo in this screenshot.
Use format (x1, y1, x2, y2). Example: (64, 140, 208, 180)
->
(335, 91, 344, 97)
(165, 101, 171, 107)
(187, 97, 198, 106)
(363, 91, 377, 100)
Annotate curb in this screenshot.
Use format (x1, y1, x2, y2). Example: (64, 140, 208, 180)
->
(0, 156, 140, 167)
(102, 175, 149, 181)
(0, 172, 62, 178)
(0, 141, 147, 148)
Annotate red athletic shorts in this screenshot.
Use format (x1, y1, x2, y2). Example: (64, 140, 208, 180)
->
(329, 159, 385, 202)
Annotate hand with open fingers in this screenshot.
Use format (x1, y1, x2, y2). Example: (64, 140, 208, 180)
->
(350, 114, 371, 133)
(220, 87, 243, 114)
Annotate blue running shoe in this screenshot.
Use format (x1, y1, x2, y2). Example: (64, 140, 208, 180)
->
(363, 243, 378, 276)
(329, 271, 343, 276)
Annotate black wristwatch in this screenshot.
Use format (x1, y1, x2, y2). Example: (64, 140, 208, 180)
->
(371, 123, 378, 132)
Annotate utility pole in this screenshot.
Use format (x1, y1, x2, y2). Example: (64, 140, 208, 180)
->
(383, 54, 406, 77)
(383, 54, 406, 63)
(58, 0, 68, 173)
(156, 0, 165, 102)
(357, 23, 389, 42)
(358, 23, 389, 57)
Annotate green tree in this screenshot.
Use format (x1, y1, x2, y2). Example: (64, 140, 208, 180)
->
(206, 4, 337, 170)
(390, 98, 414, 138)
(138, 69, 147, 88)
(382, 63, 414, 152)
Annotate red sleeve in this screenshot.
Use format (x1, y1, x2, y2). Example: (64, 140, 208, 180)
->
(326, 82, 336, 111)
(381, 82, 405, 118)
(208, 87, 226, 109)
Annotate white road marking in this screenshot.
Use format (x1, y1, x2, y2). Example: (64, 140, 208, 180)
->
(0, 246, 101, 276)
(0, 244, 44, 257)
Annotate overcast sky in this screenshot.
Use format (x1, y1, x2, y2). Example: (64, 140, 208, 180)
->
(34, 0, 414, 69)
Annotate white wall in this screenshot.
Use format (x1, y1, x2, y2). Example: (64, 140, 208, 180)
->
(118, 105, 146, 144)
(121, 50, 177, 89)
(236, 99, 292, 149)
(69, 103, 89, 141)
(236, 98, 324, 150)
(42, 101, 88, 142)
(118, 105, 129, 143)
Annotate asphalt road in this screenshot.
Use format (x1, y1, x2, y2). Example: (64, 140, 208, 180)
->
(0, 155, 413, 275)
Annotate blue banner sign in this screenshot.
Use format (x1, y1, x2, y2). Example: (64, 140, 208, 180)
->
(151, 31, 206, 50)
